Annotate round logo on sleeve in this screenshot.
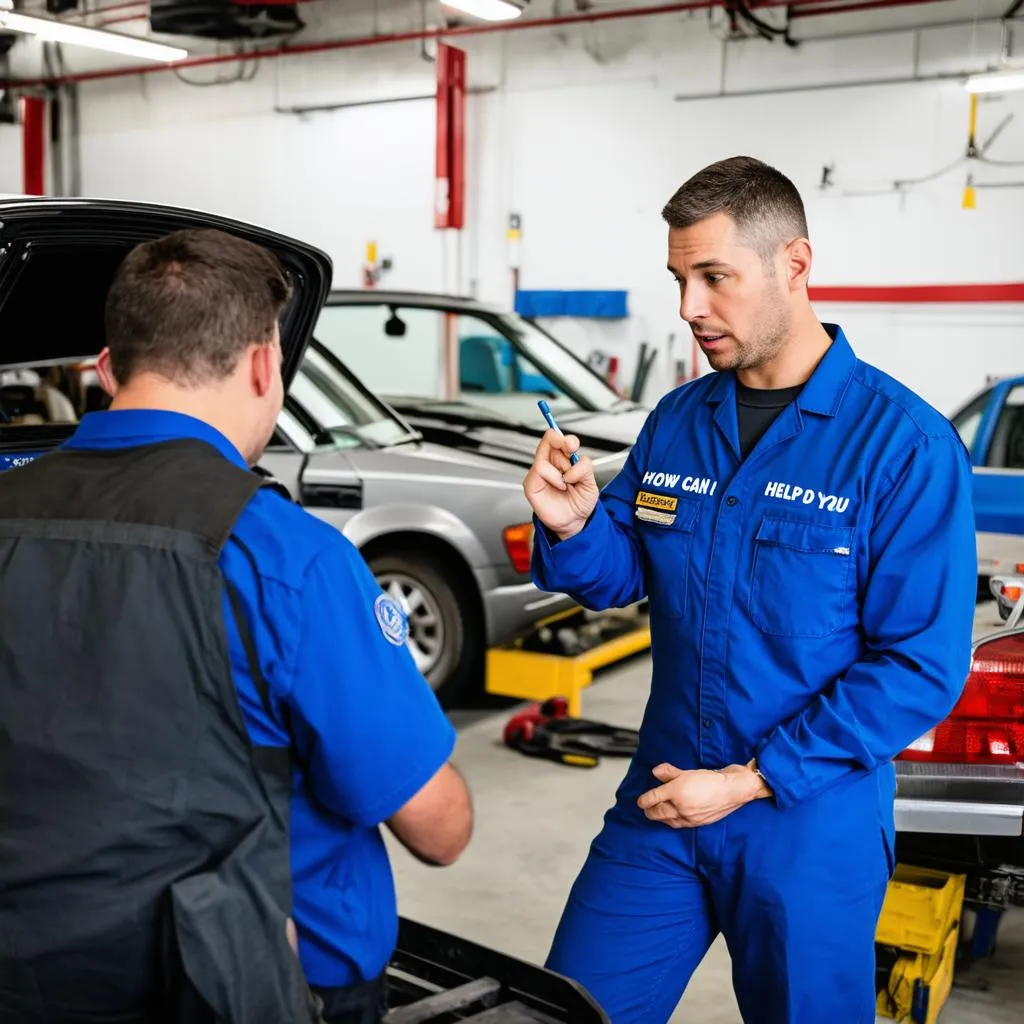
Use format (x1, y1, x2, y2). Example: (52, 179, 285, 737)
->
(374, 594, 409, 647)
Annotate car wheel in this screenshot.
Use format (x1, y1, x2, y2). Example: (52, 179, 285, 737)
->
(368, 551, 480, 708)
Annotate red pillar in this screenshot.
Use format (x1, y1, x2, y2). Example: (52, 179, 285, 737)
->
(435, 43, 466, 230)
(21, 97, 46, 196)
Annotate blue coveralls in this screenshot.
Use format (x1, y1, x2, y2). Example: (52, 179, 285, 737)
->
(531, 327, 977, 1024)
(61, 410, 457, 1011)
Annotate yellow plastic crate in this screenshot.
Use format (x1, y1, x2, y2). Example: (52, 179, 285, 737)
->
(876, 926, 959, 1024)
(875, 865, 966, 956)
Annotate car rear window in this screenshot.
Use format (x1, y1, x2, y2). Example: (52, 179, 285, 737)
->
(0, 242, 129, 369)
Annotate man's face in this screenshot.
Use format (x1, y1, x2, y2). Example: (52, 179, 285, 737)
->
(667, 213, 792, 373)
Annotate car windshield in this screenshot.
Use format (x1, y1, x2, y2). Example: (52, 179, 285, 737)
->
(315, 300, 624, 423)
(287, 345, 416, 449)
(949, 387, 991, 453)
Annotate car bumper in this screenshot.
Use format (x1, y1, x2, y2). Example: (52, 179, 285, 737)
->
(895, 761, 1024, 838)
(478, 574, 577, 648)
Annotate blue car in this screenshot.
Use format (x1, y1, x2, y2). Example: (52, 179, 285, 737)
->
(950, 376, 1024, 585)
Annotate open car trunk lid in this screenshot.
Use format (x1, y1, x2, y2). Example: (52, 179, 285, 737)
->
(0, 197, 331, 457)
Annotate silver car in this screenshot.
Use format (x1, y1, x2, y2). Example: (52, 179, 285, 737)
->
(262, 340, 576, 703)
(0, 197, 575, 707)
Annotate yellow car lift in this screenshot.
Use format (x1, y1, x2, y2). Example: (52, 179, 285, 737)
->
(485, 606, 651, 717)
(875, 864, 966, 1024)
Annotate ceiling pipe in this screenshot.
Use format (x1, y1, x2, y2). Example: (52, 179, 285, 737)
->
(5, 0, 962, 88)
(791, 0, 948, 18)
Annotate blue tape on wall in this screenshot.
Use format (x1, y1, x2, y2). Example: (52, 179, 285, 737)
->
(515, 290, 629, 319)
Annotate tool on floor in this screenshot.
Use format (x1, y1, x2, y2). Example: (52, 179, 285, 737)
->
(502, 696, 639, 768)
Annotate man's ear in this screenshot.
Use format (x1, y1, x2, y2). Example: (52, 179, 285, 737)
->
(251, 341, 277, 398)
(784, 238, 813, 292)
(96, 347, 118, 397)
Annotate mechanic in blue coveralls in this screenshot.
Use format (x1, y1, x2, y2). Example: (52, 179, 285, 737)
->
(84, 230, 474, 1023)
(524, 157, 976, 1023)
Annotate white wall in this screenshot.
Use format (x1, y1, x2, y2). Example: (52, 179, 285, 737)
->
(3, 0, 1022, 412)
(0, 124, 21, 194)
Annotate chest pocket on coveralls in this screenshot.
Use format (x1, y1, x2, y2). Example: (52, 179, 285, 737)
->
(749, 516, 855, 638)
(636, 496, 700, 619)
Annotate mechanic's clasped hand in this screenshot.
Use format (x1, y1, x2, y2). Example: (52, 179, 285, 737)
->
(637, 762, 772, 828)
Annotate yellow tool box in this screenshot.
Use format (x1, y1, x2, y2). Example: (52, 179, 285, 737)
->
(875, 864, 966, 1024)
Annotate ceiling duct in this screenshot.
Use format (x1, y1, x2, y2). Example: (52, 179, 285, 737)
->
(148, 0, 304, 40)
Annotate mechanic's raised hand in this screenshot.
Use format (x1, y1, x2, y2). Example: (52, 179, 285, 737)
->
(523, 428, 600, 540)
(637, 763, 769, 828)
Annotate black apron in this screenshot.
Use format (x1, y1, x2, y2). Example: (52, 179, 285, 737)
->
(0, 438, 320, 1023)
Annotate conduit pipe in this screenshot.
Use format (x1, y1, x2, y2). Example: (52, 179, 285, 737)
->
(791, 0, 946, 18)
(6, 0, 963, 88)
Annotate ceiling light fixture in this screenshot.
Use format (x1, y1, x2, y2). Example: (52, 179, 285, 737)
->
(964, 70, 1024, 94)
(441, 0, 523, 23)
(0, 7, 188, 63)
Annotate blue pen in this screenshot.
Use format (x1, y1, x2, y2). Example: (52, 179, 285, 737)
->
(538, 400, 580, 465)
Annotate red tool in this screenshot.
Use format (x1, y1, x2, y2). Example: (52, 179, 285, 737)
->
(502, 697, 639, 768)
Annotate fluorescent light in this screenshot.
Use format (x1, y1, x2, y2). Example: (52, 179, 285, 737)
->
(0, 11, 188, 63)
(965, 70, 1024, 94)
(441, 0, 523, 22)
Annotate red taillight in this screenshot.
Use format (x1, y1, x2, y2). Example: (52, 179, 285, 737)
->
(900, 633, 1024, 765)
(503, 523, 534, 574)
(1001, 583, 1023, 604)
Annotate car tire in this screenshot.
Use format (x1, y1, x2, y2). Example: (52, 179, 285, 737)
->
(367, 550, 480, 709)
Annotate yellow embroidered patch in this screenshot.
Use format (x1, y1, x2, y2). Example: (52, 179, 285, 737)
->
(635, 491, 678, 512)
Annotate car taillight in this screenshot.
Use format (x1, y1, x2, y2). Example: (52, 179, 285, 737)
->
(900, 632, 1024, 765)
(503, 523, 534, 574)
(1001, 582, 1024, 604)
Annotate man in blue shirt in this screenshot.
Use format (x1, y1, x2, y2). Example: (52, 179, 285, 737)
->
(524, 157, 976, 1023)
(12, 228, 472, 1023)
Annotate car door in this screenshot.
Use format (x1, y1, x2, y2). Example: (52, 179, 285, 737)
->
(971, 382, 1024, 537)
(263, 394, 366, 537)
(953, 380, 1024, 576)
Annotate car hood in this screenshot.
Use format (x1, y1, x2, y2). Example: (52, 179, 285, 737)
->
(556, 406, 649, 447)
(387, 400, 644, 487)
(303, 437, 530, 489)
(0, 197, 332, 388)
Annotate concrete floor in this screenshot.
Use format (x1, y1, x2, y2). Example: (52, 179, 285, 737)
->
(386, 646, 1024, 1023)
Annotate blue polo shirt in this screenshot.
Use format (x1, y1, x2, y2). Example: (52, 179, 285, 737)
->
(60, 409, 458, 988)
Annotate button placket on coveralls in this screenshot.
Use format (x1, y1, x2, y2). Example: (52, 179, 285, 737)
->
(694, 385, 805, 869)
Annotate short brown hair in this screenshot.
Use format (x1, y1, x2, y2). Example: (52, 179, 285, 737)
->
(104, 228, 292, 385)
(661, 156, 808, 260)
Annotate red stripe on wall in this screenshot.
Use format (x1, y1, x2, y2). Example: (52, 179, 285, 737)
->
(808, 283, 1024, 303)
